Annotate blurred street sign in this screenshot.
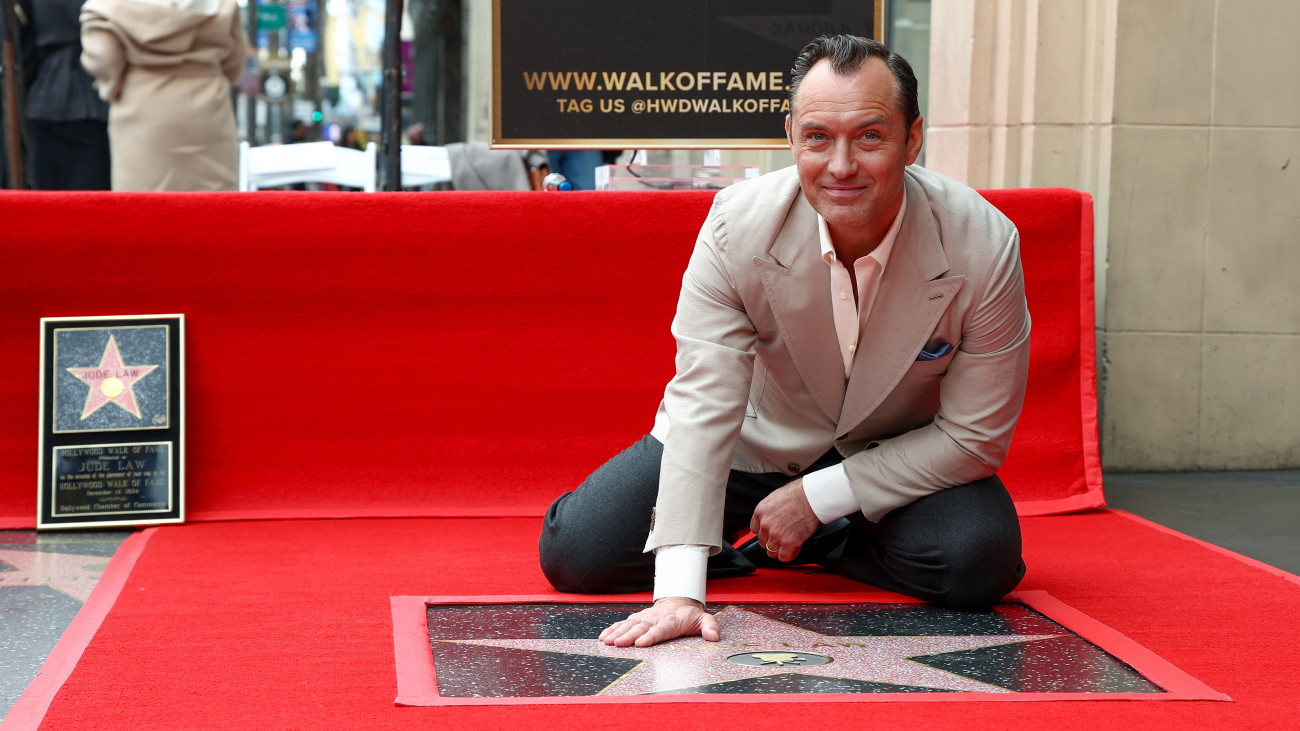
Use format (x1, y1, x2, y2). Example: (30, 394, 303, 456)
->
(257, 4, 286, 31)
(287, 0, 318, 53)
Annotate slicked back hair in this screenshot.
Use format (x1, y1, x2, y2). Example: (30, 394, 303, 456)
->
(788, 35, 921, 132)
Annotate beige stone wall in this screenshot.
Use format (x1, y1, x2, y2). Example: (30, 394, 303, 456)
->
(927, 0, 1300, 470)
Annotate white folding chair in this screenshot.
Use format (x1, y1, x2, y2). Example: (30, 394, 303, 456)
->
(238, 141, 378, 192)
(400, 145, 453, 188)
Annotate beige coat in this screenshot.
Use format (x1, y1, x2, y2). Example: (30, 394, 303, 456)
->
(646, 165, 1032, 553)
(81, 0, 246, 191)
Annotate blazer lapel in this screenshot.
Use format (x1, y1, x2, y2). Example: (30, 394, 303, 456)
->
(755, 194, 846, 423)
(838, 176, 964, 430)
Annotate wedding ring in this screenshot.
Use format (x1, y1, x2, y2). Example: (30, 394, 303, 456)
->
(766, 543, 778, 552)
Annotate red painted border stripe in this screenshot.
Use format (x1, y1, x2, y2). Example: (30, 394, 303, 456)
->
(0, 528, 156, 731)
(391, 596, 441, 706)
(1013, 590, 1229, 700)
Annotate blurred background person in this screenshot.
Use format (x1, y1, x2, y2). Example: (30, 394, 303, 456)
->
(403, 122, 425, 146)
(79, 0, 246, 191)
(543, 149, 622, 191)
(340, 124, 367, 151)
(17, 0, 110, 190)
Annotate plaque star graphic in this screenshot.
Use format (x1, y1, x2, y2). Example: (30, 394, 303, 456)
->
(0, 549, 108, 602)
(66, 335, 160, 420)
(442, 606, 1061, 695)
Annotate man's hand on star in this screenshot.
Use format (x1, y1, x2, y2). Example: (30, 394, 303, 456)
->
(750, 478, 821, 563)
(599, 596, 720, 648)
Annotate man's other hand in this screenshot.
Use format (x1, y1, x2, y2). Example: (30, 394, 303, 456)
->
(598, 596, 720, 647)
(750, 478, 821, 563)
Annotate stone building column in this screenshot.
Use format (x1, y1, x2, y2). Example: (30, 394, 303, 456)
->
(927, 0, 1300, 471)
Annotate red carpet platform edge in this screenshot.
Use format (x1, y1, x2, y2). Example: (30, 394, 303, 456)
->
(5, 511, 1299, 730)
(1111, 509, 1300, 588)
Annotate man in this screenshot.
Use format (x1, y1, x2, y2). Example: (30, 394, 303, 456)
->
(539, 35, 1031, 649)
(18, 0, 111, 190)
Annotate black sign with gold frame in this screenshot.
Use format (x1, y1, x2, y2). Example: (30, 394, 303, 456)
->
(492, 0, 884, 149)
(38, 315, 184, 529)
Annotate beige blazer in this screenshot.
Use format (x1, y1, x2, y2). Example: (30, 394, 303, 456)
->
(646, 165, 1031, 553)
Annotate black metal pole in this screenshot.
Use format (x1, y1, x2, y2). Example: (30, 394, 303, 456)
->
(307, 0, 321, 141)
(1, 0, 25, 189)
(246, 0, 258, 145)
(380, 0, 402, 190)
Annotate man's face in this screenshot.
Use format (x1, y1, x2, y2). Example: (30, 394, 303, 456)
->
(786, 58, 923, 247)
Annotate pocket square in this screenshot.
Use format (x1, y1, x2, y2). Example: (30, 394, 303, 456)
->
(916, 341, 953, 361)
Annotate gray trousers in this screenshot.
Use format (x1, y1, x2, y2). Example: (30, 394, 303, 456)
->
(539, 435, 1025, 610)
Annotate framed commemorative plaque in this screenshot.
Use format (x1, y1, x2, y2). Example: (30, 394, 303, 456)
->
(37, 315, 184, 529)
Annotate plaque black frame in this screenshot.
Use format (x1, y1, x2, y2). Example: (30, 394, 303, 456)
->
(38, 315, 185, 529)
(492, 0, 886, 149)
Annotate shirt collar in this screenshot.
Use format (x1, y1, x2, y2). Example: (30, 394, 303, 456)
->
(818, 191, 907, 270)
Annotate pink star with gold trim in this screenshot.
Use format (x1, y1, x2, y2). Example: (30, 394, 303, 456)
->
(66, 335, 159, 420)
(0, 549, 108, 602)
(443, 606, 1062, 695)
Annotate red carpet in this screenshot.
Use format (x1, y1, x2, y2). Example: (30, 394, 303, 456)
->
(16, 511, 1298, 729)
(1, 187, 1099, 527)
(0, 184, 1154, 728)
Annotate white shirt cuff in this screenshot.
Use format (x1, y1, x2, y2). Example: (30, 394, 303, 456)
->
(652, 544, 709, 604)
(801, 463, 859, 523)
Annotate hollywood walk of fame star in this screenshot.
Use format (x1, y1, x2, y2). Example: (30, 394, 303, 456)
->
(0, 549, 108, 603)
(65, 335, 160, 420)
(441, 606, 1062, 695)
